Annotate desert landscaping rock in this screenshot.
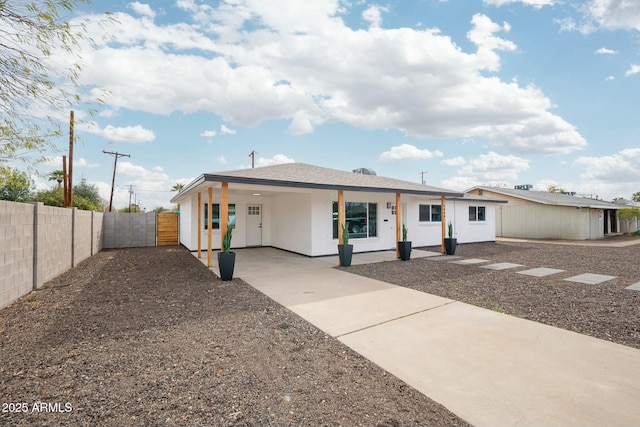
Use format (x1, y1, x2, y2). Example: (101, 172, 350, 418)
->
(0, 246, 468, 427)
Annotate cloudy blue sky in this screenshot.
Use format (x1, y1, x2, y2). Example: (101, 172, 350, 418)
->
(33, 0, 640, 209)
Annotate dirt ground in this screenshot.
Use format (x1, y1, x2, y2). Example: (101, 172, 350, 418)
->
(0, 246, 468, 427)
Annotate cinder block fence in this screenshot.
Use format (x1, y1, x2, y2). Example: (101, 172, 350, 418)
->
(0, 201, 164, 309)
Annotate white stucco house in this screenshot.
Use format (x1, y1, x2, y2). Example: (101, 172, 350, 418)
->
(170, 163, 503, 257)
(465, 186, 623, 240)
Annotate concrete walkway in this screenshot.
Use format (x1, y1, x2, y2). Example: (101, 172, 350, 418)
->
(201, 248, 640, 427)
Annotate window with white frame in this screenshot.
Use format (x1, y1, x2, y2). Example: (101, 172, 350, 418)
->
(332, 202, 377, 239)
(204, 203, 236, 229)
(468, 206, 486, 222)
(419, 204, 442, 222)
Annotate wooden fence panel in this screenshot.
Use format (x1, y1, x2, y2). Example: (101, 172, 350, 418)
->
(157, 213, 179, 246)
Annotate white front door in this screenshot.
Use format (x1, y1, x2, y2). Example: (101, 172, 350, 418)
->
(246, 204, 262, 246)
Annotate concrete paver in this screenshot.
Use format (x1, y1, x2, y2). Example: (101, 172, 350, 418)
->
(564, 273, 617, 285)
(626, 282, 640, 291)
(450, 258, 490, 265)
(517, 267, 566, 277)
(480, 262, 524, 270)
(198, 248, 640, 427)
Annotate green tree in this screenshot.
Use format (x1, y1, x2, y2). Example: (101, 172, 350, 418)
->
(34, 184, 99, 210)
(633, 192, 640, 203)
(48, 169, 65, 189)
(171, 183, 185, 192)
(74, 178, 106, 210)
(0, 168, 34, 202)
(547, 185, 565, 193)
(617, 207, 640, 235)
(0, 1, 111, 169)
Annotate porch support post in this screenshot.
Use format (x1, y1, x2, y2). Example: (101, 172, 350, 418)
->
(441, 195, 446, 254)
(207, 187, 213, 267)
(220, 182, 229, 250)
(395, 192, 401, 258)
(197, 192, 202, 258)
(337, 190, 345, 243)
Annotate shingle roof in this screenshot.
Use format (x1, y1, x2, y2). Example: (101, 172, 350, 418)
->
(172, 163, 463, 202)
(469, 186, 621, 209)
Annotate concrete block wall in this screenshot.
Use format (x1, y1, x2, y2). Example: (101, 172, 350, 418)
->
(93, 212, 104, 254)
(35, 204, 73, 288)
(1, 202, 107, 310)
(102, 212, 156, 248)
(0, 201, 35, 310)
(73, 209, 93, 267)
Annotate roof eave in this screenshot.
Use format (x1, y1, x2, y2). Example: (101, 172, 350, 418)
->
(200, 173, 464, 197)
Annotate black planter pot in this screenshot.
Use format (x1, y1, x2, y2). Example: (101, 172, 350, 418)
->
(444, 238, 457, 255)
(218, 251, 236, 281)
(338, 244, 353, 267)
(398, 241, 412, 261)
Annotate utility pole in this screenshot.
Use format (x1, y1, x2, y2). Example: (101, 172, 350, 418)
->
(127, 185, 134, 213)
(64, 111, 74, 208)
(420, 171, 428, 185)
(248, 150, 257, 168)
(103, 150, 130, 212)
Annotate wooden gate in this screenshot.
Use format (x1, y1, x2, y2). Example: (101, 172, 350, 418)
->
(157, 213, 179, 246)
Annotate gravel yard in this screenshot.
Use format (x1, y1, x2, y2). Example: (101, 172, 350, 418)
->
(346, 236, 640, 350)
(0, 246, 467, 427)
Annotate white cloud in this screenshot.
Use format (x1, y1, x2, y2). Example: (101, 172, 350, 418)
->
(595, 47, 617, 55)
(574, 148, 640, 181)
(201, 130, 217, 138)
(240, 154, 295, 169)
(255, 154, 295, 167)
(560, 0, 640, 34)
(42, 156, 99, 169)
(220, 124, 236, 135)
(362, 5, 388, 28)
(380, 144, 443, 162)
(79, 122, 156, 143)
(441, 156, 467, 167)
(216, 156, 227, 164)
(585, 0, 640, 32)
(70, 3, 587, 155)
(454, 151, 530, 185)
(483, 0, 555, 8)
(103, 125, 155, 143)
(128, 2, 156, 19)
(467, 14, 517, 72)
(573, 148, 640, 200)
(625, 64, 640, 76)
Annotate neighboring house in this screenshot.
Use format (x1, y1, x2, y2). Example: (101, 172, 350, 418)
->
(465, 186, 623, 240)
(170, 163, 503, 257)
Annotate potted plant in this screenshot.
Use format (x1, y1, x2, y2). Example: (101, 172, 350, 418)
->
(218, 226, 235, 281)
(337, 223, 353, 267)
(444, 221, 457, 255)
(398, 224, 412, 261)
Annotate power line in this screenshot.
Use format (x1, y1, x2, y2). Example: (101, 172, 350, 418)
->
(102, 150, 130, 212)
